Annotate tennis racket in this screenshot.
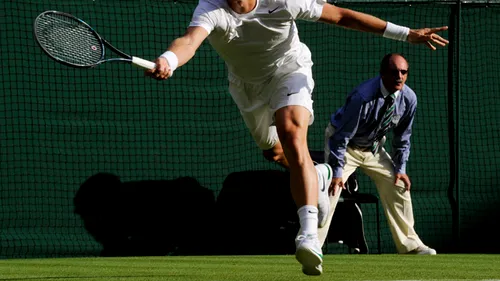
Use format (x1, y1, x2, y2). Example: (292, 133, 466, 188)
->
(33, 10, 156, 69)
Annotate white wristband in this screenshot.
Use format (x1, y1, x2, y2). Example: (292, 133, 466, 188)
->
(383, 22, 410, 42)
(160, 51, 179, 72)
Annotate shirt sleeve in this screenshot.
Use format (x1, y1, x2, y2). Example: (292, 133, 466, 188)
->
(286, 0, 325, 21)
(328, 92, 364, 178)
(189, 0, 219, 34)
(391, 98, 417, 174)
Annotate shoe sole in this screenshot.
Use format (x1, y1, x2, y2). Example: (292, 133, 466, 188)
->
(295, 247, 323, 273)
(417, 250, 437, 255)
(302, 265, 322, 276)
(405, 248, 437, 255)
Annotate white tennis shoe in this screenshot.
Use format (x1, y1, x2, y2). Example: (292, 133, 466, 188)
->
(315, 163, 332, 228)
(406, 245, 437, 255)
(295, 233, 323, 276)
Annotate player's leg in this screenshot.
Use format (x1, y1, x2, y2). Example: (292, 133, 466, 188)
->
(361, 148, 436, 254)
(274, 104, 325, 271)
(263, 131, 332, 228)
(228, 74, 318, 242)
(269, 64, 330, 275)
(230, 84, 322, 274)
(235, 99, 323, 233)
(274, 105, 317, 208)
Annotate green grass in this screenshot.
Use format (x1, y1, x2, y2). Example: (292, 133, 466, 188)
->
(0, 255, 499, 281)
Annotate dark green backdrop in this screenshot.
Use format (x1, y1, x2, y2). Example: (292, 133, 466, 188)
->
(1, 0, 499, 257)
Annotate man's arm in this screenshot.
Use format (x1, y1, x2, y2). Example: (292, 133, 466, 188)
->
(146, 26, 209, 80)
(318, 4, 449, 50)
(328, 93, 363, 178)
(391, 99, 417, 175)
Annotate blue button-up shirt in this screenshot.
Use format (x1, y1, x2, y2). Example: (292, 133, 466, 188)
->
(328, 76, 417, 178)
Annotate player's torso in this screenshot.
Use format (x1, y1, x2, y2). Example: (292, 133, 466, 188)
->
(207, 0, 304, 81)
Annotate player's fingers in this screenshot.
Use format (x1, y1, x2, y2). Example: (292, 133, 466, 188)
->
(150, 71, 162, 80)
(425, 41, 437, 50)
(160, 70, 170, 79)
(434, 34, 449, 45)
(145, 63, 159, 75)
(145, 67, 162, 79)
(431, 39, 448, 47)
(153, 65, 170, 80)
(150, 58, 167, 77)
(429, 26, 448, 33)
(429, 34, 449, 46)
(167, 69, 174, 79)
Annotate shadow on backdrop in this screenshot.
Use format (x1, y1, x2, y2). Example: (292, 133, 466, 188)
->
(74, 173, 216, 256)
(214, 170, 299, 255)
(75, 169, 372, 256)
(215, 168, 372, 255)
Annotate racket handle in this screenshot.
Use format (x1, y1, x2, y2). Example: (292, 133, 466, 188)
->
(131, 56, 156, 69)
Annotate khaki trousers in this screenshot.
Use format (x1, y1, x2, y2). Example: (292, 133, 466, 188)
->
(318, 123, 424, 253)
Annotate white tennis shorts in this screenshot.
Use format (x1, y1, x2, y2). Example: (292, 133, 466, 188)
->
(228, 57, 315, 150)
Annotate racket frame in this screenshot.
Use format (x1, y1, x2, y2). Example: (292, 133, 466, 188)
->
(33, 10, 155, 69)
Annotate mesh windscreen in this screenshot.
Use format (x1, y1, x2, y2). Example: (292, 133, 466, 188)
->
(1, 0, 499, 257)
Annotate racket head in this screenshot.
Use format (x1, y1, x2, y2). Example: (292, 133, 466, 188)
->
(34, 11, 105, 68)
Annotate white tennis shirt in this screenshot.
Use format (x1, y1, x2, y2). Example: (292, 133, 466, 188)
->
(189, 0, 325, 83)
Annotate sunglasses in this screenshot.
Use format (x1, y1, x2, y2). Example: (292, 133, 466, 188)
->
(387, 69, 409, 76)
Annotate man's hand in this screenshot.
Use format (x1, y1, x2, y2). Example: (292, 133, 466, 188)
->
(395, 173, 411, 191)
(330, 177, 345, 196)
(408, 26, 449, 50)
(145, 57, 172, 80)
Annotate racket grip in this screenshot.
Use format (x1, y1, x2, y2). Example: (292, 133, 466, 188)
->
(131, 56, 156, 69)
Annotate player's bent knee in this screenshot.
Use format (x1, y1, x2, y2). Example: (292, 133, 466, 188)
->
(262, 149, 281, 163)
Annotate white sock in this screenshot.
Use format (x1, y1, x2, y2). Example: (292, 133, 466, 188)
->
(297, 205, 318, 235)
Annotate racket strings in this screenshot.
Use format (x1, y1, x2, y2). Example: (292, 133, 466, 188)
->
(35, 13, 103, 66)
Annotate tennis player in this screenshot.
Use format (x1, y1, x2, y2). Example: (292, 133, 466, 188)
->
(146, 0, 448, 275)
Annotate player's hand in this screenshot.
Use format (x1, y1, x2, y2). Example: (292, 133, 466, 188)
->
(330, 177, 345, 196)
(145, 57, 173, 80)
(407, 26, 449, 50)
(395, 173, 411, 191)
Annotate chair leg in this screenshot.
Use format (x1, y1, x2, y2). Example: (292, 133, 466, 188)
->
(376, 201, 381, 254)
(354, 203, 369, 254)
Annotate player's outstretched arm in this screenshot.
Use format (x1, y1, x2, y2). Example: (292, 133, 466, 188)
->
(146, 26, 209, 80)
(318, 4, 449, 50)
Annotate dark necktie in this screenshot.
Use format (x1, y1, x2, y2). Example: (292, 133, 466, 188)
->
(371, 93, 396, 154)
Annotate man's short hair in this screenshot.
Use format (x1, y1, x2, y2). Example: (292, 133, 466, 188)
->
(379, 53, 408, 73)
